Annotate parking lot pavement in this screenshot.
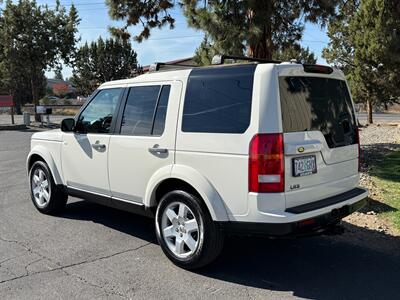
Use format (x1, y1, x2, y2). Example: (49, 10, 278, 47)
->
(0, 114, 66, 126)
(356, 112, 400, 124)
(1, 130, 400, 300)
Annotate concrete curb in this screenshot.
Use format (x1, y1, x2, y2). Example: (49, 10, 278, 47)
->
(0, 124, 27, 131)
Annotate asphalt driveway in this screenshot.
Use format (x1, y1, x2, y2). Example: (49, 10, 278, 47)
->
(0, 130, 399, 299)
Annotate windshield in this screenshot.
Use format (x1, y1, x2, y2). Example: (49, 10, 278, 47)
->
(279, 76, 357, 148)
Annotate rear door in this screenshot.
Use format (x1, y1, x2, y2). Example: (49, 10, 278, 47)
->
(108, 82, 181, 203)
(279, 73, 359, 208)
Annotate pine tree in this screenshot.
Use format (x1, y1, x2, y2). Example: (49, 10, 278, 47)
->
(107, 1, 338, 59)
(194, 36, 317, 65)
(71, 38, 138, 96)
(323, 0, 400, 124)
(54, 65, 64, 81)
(193, 36, 216, 66)
(106, 0, 175, 42)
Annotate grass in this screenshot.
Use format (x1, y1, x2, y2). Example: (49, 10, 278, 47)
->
(369, 150, 400, 229)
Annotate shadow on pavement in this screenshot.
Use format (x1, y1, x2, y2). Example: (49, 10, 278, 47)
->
(61, 199, 400, 299)
(61, 200, 157, 243)
(202, 223, 400, 299)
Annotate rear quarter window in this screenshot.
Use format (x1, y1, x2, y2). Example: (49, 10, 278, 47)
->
(182, 65, 256, 134)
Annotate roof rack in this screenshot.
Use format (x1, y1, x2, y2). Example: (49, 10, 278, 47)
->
(149, 62, 196, 72)
(211, 54, 282, 65)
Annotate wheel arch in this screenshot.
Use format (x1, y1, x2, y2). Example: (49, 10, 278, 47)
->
(144, 164, 229, 221)
(27, 146, 63, 185)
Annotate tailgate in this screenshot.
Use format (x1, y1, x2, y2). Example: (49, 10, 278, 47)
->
(279, 75, 359, 209)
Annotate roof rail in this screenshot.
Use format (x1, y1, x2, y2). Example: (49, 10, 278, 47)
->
(149, 62, 196, 72)
(211, 54, 281, 65)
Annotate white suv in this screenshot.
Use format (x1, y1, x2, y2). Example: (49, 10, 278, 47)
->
(27, 57, 368, 269)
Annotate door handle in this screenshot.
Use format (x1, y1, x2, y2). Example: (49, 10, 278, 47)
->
(149, 144, 168, 154)
(91, 141, 106, 151)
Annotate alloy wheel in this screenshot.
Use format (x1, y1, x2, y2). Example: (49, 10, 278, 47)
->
(161, 201, 200, 258)
(31, 168, 50, 208)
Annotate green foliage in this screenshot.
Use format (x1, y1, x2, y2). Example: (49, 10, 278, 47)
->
(63, 99, 72, 105)
(0, 0, 79, 111)
(71, 38, 138, 96)
(194, 36, 317, 65)
(54, 65, 64, 80)
(46, 86, 54, 96)
(274, 46, 317, 64)
(369, 150, 400, 230)
(322, 1, 359, 73)
(323, 0, 400, 121)
(106, 0, 175, 42)
(351, 0, 400, 105)
(193, 36, 216, 66)
(107, 1, 338, 60)
(39, 96, 54, 106)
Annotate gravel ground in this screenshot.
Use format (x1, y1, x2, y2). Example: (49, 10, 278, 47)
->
(343, 124, 400, 239)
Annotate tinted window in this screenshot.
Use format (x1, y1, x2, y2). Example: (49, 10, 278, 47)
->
(152, 85, 171, 136)
(77, 88, 122, 134)
(279, 77, 357, 148)
(121, 86, 160, 136)
(182, 65, 255, 133)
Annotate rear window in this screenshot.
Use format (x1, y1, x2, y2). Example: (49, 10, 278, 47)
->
(182, 65, 256, 133)
(279, 77, 357, 148)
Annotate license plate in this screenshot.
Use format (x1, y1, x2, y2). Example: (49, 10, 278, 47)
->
(292, 155, 317, 177)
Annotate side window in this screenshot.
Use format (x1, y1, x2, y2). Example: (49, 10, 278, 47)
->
(152, 85, 171, 136)
(120, 85, 171, 136)
(182, 65, 255, 133)
(77, 88, 122, 134)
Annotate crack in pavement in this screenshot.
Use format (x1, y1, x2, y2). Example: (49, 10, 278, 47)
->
(0, 241, 152, 288)
(0, 235, 52, 265)
(24, 257, 45, 275)
(67, 272, 127, 299)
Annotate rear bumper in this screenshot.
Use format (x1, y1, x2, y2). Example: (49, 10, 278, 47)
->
(220, 187, 368, 236)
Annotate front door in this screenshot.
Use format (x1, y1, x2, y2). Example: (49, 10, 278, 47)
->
(61, 88, 124, 195)
(108, 82, 181, 203)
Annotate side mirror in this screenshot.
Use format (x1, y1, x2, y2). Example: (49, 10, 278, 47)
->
(61, 118, 75, 132)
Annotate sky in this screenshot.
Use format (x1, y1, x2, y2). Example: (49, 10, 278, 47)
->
(31, 0, 330, 79)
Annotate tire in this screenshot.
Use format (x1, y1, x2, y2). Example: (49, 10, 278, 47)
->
(29, 160, 68, 214)
(155, 190, 224, 269)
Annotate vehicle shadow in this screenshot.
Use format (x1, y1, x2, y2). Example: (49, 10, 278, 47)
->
(60, 200, 157, 243)
(61, 199, 400, 299)
(202, 223, 400, 299)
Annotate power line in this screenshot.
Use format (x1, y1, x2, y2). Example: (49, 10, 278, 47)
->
(302, 39, 328, 44)
(145, 34, 203, 41)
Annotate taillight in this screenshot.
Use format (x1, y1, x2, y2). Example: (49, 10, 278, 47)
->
(249, 133, 285, 193)
(356, 127, 361, 172)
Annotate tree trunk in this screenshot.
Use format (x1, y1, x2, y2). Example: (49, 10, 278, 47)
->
(384, 101, 388, 111)
(247, 3, 273, 60)
(15, 98, 22, 115)
(31, 77, 40, 122)
(248, 25, 273, 59)
(367, 98, 373, 124)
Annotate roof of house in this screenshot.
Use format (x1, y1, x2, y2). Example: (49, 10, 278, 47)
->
(46, 78, 76, 92)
